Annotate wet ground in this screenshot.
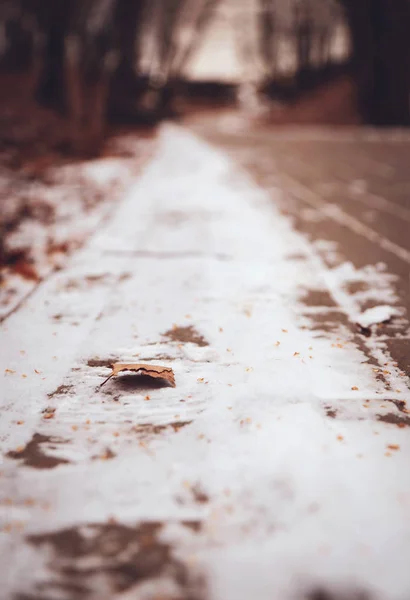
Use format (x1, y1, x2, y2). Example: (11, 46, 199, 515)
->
(1, 117, 410, 600)
(189, 112, 410, 372)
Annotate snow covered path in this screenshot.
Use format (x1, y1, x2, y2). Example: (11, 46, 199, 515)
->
(1, 124, 410, 600)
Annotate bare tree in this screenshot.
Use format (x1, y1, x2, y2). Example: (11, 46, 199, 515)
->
(294, 0, 314, 83)
(258, 0, 278, 80)
(342, 0, 410, 126)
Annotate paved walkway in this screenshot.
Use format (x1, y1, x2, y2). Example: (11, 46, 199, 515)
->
(1, 123, 410, 600)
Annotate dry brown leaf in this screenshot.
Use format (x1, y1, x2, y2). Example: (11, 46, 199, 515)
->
(12, 260, 40, 282)
(100, 363, 176, 388)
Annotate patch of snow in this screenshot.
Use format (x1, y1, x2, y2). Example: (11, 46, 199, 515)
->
(80, 158, 130, 186)
(0, 138, 155, 321)
(356, 305, 401, 329)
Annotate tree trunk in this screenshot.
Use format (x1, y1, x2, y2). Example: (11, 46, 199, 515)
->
(343, 0, 410, 126)
(108, 0, 147, 119)
(258, 0, 276, 79)
(112, 0, 145, 87)
(21, 0, 72, 109)
(371, 0, 410, 126)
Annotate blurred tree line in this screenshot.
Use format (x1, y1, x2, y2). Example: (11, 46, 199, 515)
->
(0, 0, 409, 128)
(256, 0, 409, 125)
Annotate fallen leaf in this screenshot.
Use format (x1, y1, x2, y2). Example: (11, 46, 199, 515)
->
(42, 407, 56, 420)
(351, 386, 359, 391)
(99, 363, 176, 388)
(11, 260, 40, 282)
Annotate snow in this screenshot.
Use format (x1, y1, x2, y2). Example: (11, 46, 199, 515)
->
(0, 124, 410, 600)
(356, 305, 401, 329)
(0, 142, 154, 322)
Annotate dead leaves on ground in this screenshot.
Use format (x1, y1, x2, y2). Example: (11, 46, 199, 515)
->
(99, 363, 176, 389)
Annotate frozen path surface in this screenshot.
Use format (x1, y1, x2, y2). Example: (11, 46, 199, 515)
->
(1, 124, 410, 600)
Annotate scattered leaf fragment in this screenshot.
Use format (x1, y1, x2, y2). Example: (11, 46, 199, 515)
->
(99, 448, 116, 460)
(293, 352, 300, 357)
(282, 329, 288, 333)
(99, 363, 176, 388)
(351, 386, 359, 391)
(42, 407, 56, 420)
(387, 444, 400, 451)
(34, 369, 41, 375)
(5, 369, 15, 374)
(337, 435, 344, 441)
